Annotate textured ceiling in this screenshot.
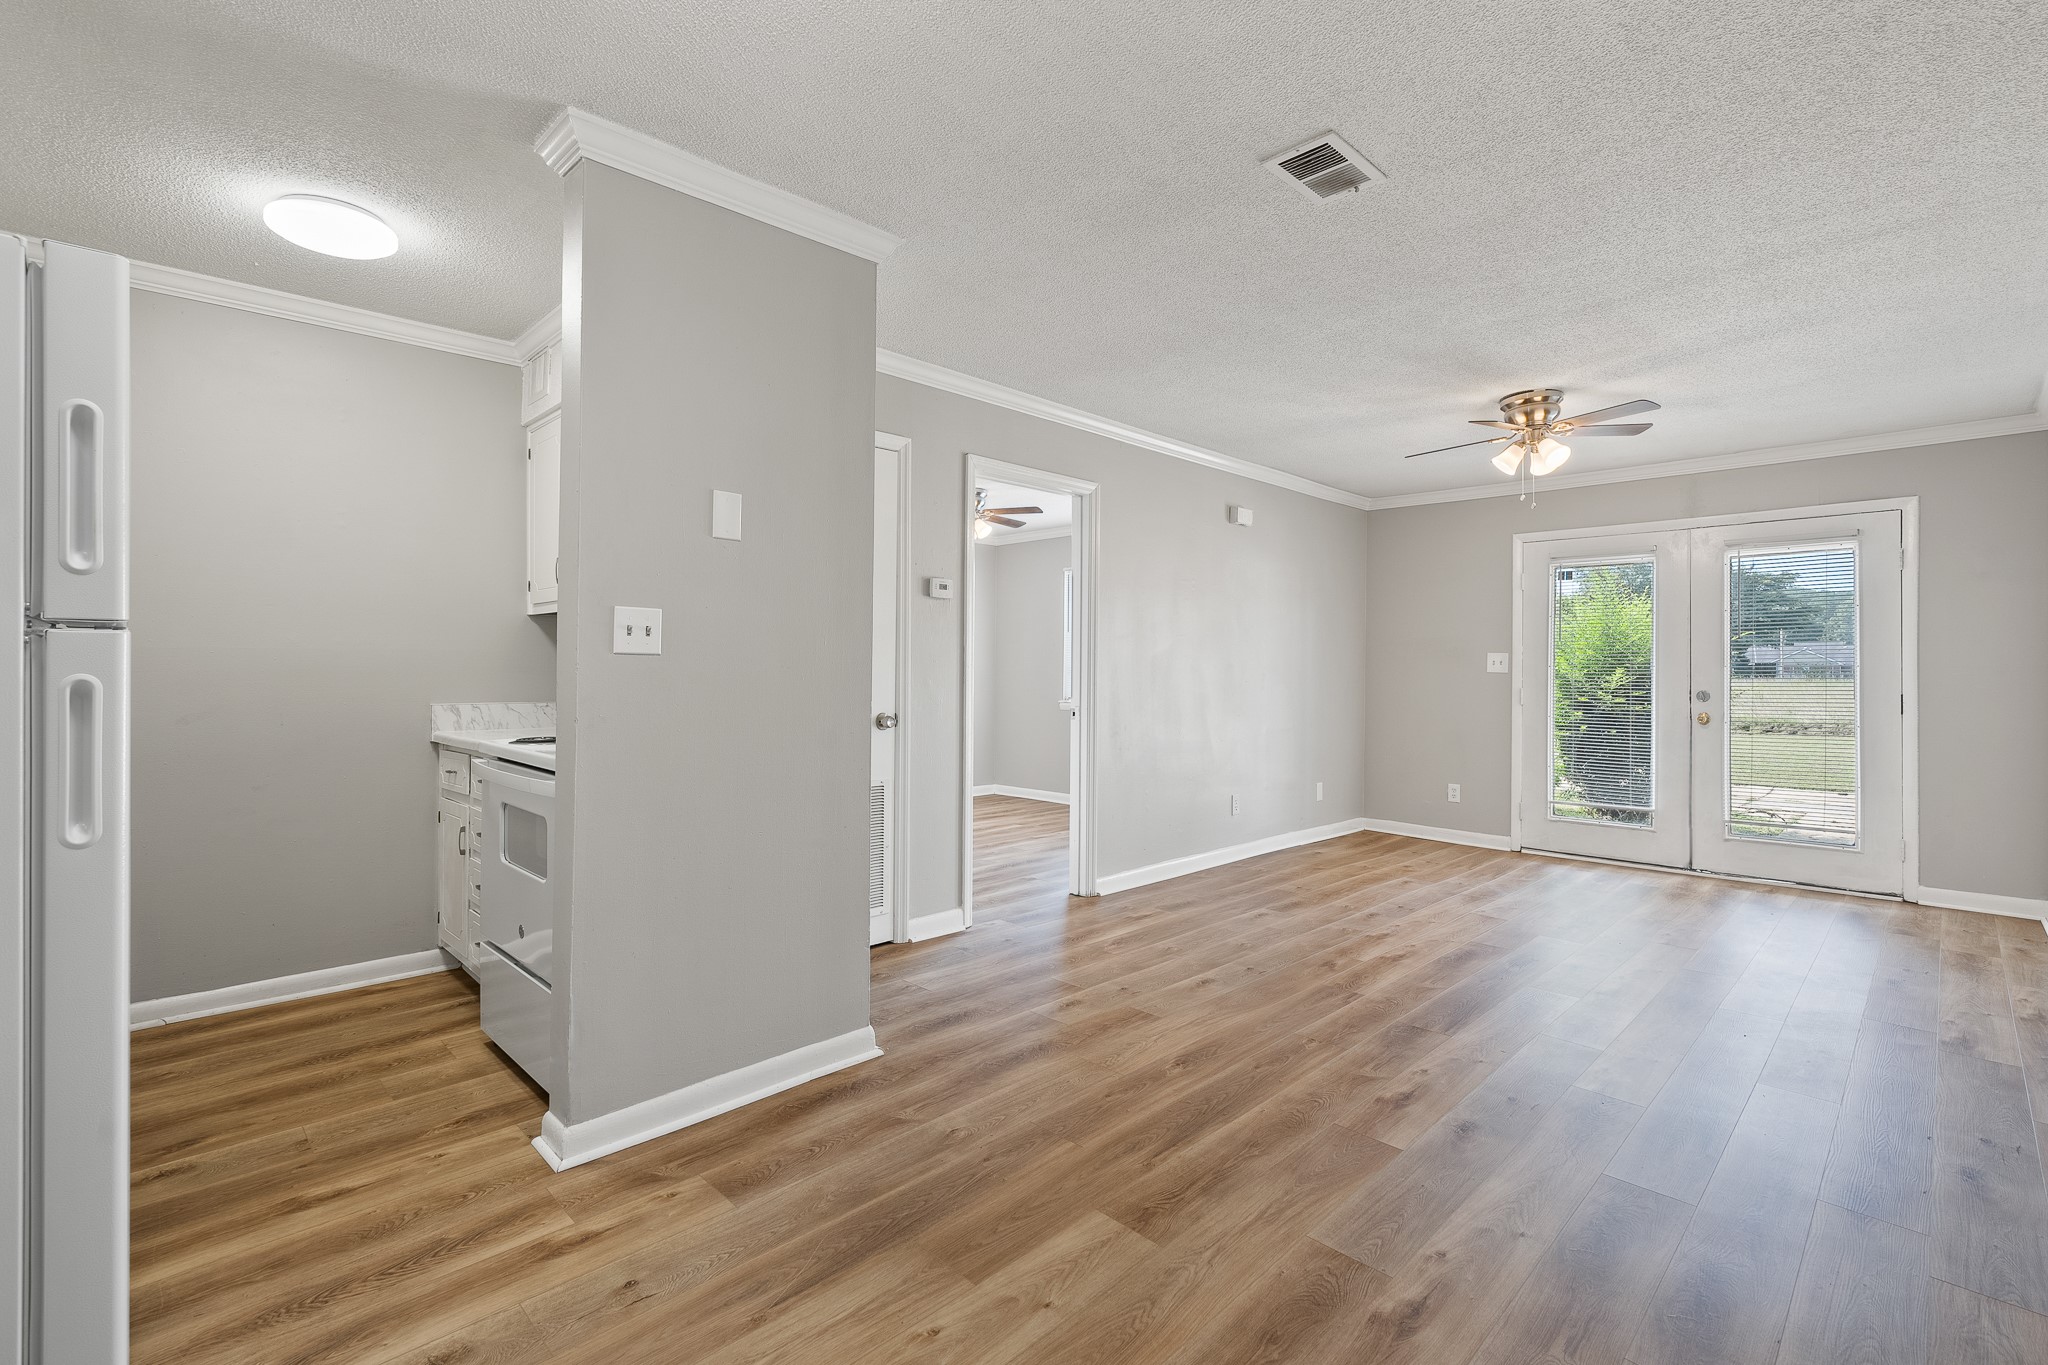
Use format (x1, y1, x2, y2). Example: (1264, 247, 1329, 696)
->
(6, 1, 2046, 496)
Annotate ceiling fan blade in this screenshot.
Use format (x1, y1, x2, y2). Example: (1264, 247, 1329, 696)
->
(1467, 420, 1524, 431)
(981, 506, 1043, 516)
(1558, 423, 1652, 437)
(1558, 398, 1660, 426)
(986, 515, 1027, 528)
(1405, 434, 1516, 459)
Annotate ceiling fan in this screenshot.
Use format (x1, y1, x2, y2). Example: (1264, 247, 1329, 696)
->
(1406, 389, 1660, 481)
(973, 488, 1043, 539)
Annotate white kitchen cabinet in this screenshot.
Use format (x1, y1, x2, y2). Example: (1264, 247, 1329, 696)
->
(519, 339, 562, 425)
(436, 795, 471, 964)
(526, 410, 561, 616)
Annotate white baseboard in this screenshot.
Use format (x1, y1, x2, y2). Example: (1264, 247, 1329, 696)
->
(1354, 818, 1516, 852)
(971, 784, 1071, 805)
(129, 948, 459, 1029)
(531, 1026, 883, 1171)
(1096, 818, 1372, 896)
(908, 907, 968, 942)
(1915, 886, 2048, 922)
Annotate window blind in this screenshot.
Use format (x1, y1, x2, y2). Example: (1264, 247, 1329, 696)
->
(1549, 558, 1656, 826)
(1725, 541, 1859, 845)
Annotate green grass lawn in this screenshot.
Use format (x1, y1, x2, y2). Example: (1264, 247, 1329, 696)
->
(1728, 733, 1855, 793)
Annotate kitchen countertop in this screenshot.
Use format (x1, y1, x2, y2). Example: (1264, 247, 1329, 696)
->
(431, 729, 557, 773)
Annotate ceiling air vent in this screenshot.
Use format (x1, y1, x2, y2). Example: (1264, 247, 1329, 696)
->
(1263, 131, 1386, 202)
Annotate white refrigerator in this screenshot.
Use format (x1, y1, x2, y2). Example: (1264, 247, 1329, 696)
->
(2, 235, 131, 1364)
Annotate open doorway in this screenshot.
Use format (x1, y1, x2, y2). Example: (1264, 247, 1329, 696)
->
(962, 457, 1096, 925)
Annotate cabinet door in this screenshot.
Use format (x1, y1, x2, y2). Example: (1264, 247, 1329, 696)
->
(437, 796, 469, 955)
(526, 413, 561, 615)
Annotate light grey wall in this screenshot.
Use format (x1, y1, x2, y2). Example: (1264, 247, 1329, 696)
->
(878, 375, 1373, 912)
(1363, 431, 2048, 901)
(976, 535, 1072, 796)
(554, 162, 876, 1124)
(130, 292, 554, 1002)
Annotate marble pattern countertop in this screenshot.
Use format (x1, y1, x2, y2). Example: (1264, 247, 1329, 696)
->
(430, 703, 557, 772)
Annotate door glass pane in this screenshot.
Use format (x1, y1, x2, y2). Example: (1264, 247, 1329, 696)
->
(1725, 542, 1858, 845)
(1549, 558, 1656, 826)
(502, 803, 548, 878)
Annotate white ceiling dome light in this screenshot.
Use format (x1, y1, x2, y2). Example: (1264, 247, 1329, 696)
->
(261, 195, 398, 259)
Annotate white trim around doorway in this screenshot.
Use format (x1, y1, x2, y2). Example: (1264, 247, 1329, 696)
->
(962, 456, 1101, 924)
(876, 432, 915, 944)
(1508, 497, 1921, 902)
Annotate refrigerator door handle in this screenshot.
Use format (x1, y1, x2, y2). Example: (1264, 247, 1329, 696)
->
(59, 399, 105, 574)
(57, 670, 104, 848)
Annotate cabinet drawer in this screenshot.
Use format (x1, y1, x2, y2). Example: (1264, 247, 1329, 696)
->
(437, 747, 473, 796)
(480, 947, 553, 1091)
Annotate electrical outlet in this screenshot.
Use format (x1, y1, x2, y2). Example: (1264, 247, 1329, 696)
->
(1447, 783, 1462, 803)
(1486, 652, 1509, 673)
(1230, 794, 1240, 816)
(1315, 781, 1324, 802)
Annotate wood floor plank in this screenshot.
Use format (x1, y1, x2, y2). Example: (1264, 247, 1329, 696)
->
(1931, 1051, 2048, 1316)
(1465, 1174, 1693, 1365)
(1820, 1018, 1938, 1233)
(1926, 1277, 2048, 1365)
(1629, 1084, 1840, 1365)
(1774, 1199, 1930, 1365)
(1603, 1007, 1783, 1204)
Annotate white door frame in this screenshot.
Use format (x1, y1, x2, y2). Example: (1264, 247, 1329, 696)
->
(962, 455, 1100, 923)
(876, 432, 915, 943)
(1509, 496, 1920, 901)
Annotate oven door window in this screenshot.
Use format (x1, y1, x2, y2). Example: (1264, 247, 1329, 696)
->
(502, 802, 548, 880)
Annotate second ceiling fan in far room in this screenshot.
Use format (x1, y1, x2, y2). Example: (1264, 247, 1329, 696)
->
(973, 488, 1043, 538)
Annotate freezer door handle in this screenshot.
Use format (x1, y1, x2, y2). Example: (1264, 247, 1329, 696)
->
(60, 399, 106, 574)
(57, 671, 105, 848)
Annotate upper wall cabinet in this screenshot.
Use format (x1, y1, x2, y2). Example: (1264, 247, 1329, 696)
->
(527, 411, 561, 616)
(520, 340, 563, 426)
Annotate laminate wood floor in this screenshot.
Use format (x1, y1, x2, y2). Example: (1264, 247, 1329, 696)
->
(132, 820, 2048, 1364)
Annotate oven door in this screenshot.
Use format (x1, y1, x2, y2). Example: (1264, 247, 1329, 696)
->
(477, 759, 555, 1090)
(478, 758, 554, 984)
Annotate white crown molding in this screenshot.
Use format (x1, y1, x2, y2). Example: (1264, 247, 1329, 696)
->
(128, 259, 522, 365)
(512, 305, 563, 362)
(535, 106, 902, 264)
(1365, 410, 2048, 510)
(877, 349, 1376, 511)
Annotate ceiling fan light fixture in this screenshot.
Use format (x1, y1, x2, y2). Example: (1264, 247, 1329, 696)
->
(1491, 442, 1526, 476)
(1529, 437, 1571, 476)
(973, 518, 994, 539)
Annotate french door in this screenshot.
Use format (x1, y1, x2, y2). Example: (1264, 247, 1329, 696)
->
(1517, 510, 1905, 895)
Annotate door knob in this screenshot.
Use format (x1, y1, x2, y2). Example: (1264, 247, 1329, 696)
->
(874, 712, 899, 730)
(1696, 711, 1711, 725)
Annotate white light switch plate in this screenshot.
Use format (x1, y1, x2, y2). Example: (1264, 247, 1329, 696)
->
(1487, 652, 1510, 673)
(613, 606, 663, 654)
(711, 490, 742, 540)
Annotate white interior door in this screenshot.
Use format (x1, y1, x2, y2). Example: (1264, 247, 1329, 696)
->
(869, 445, 901, 946)
(1689, 512, 1904, 894)
(1518, 530, 1693, 868)
(1519, 509, 1907, 897)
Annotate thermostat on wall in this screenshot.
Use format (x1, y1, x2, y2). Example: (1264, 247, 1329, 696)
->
(1228, 505, 1255, 526)
(926, 577, 955, 599)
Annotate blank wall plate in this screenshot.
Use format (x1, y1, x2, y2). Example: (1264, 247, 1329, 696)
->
(711, 490, 742, 540)
(613, 606, 663, 654)
(1487, 652, 1509, 673)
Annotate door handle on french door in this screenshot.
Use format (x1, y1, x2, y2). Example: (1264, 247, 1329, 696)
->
(59, 399, 106, 574)
(59, 672, 104, 847)
(874, 712, 899, 730)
